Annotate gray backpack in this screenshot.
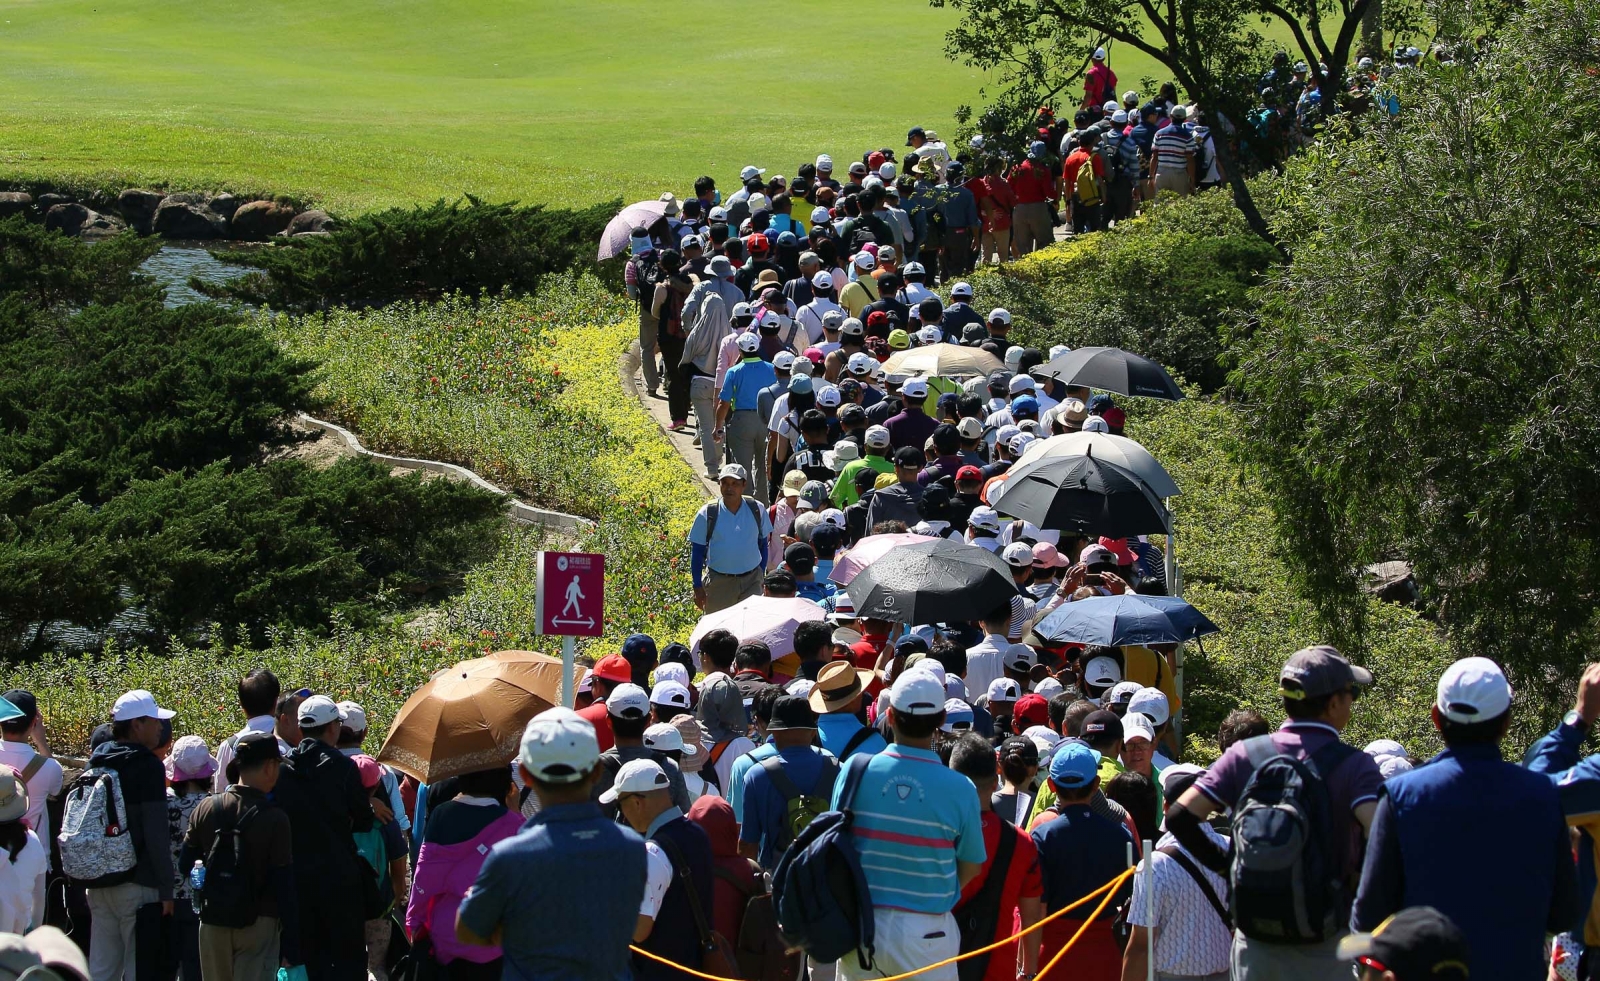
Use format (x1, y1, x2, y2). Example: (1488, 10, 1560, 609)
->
(59, 767, 138, 886)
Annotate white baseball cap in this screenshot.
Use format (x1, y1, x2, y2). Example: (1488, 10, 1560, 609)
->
(1103, 100, 1119, 113)
(889, 671, 948, 716)
(732, 301, 753, 318)
(862, 176, 884, 192)
(1025, 725, 1062, 756)
(112, 689, 177, 723)
(598, 758, 672, 803)
(1083, 656, 1122, 687)
(1008, 374, 1037, 395)
(718, 462, 749, 482)
(1002, 643, 1036, 671)
(709, 206, 729, 223)
(987, 677, 1022, 703)
(1436, 656, 1512, 724)
(1127, 687, 1170, 726)
(901, 377, 930, 398)
(968, 506, 1001, 533)
(736, 331, 760, 353)
(864, 425, 892, 449)
(519, 707, 600, 784)
(740, 165, 765, 181)
(847, 352, 874, 374)
(1082, 415, 1110, 433)
(1002, 542, 1035, 567)
(336, 700, 368, 732)
(988, 308, 1012, 325)
(1033, 677, 1064, 699)
(1093, 46, 1107, 59)
(643, 722, 696, 756)
(1008, 433, 1036, 455)
(1006, 345, 1025, 368)
(817, 385, 842, 408)
(950, 282, 974, 299)
(1122, 712, 1156, 745)
(878, 162, 897, 180)
(906, 658, 947, 686)
(917, 326, 943, 345)
(1107, 680, 1143, 706)
(606, 683, 651, 719)
(655, 662, 690, 687)
(773, 351, 797, 371)
(813, 271, 834, 290)
(819, 508, 846, 528)
(650, 680, 692, 711)
(759, 311, 781, 330)
(903, 261, 926, 276)
(853, 251, 876, 270)
(296, 694, 340, 727)
(816, 154, 834, 171)
(1364, 739, 1408, 760)
(1112, 109, 1129, 124)
(811, 206, 832, 224)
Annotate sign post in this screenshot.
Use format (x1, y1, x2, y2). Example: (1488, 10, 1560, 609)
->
(534, 551, 606, 706)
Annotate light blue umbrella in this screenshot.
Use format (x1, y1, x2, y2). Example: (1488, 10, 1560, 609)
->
(1033, 594, 1183, 647)
(1124, 594, 1220, 641)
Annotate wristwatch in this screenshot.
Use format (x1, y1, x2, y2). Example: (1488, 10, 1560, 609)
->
(1566, 710, 1589, 733)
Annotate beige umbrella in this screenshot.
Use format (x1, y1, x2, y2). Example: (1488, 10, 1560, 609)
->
(879, 343, 1003, 378)
(376, 649, 562, 783)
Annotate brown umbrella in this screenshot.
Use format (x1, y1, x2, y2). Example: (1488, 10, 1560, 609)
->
(879, 343, 1004, 378)
(376, 649, 563, 783)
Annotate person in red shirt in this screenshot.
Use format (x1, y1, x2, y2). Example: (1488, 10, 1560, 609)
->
(687, 796, 767, 946)
(950, 733, 1043, 981)
(575, 653, 632, 752)
(1084, 47, 1118, 109)
(1062, 132, 1107, 236)
(1008, 144, 1058, 255)
(978, 157, 1017, 266)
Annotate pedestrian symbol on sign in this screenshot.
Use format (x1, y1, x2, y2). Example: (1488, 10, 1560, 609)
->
(560, 576, 587, 623)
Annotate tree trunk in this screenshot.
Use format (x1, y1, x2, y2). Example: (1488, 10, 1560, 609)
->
(1212, 133, 1286, 259)
(1362, 0, 1383, 58)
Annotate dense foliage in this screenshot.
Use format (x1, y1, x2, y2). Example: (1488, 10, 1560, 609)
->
(1235, 0, 1600, 714)
(201, 197, 623, 311)
(0, 220, 506, 655)
(966, 193, 1278, 391)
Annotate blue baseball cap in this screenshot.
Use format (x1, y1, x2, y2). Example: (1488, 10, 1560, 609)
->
(1029, 141, 1048, 159)
(1049, 740, 1102, 789)
(1012, 395, 1039, 416)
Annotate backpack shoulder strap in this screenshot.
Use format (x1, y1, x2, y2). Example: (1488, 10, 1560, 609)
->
(19, 754, 47, 784)
(812, 756, 841, 797)
(1241, 735, 1281, 774)
(714, 864, 761, 899)
(655, 836, 715, 947)
(1157, 844, 1233, 930)
(836, 752, 874, 814)
(708, 739, 735, 765)
(758, 754, 803, 802)
(703, 500, 721, 544)
(743, 497, 763, 527)
(840, 726, 875, 761)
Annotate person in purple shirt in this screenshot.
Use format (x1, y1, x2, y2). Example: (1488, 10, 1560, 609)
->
(917, 424, 965, 486)
(885, 377, 939, 451)
(1164, 645, 1383, 981)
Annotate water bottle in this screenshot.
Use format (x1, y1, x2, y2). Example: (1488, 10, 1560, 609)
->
(189, 860, 205, 913)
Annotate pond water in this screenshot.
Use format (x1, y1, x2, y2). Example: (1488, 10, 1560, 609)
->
(138, 242, 253, 306)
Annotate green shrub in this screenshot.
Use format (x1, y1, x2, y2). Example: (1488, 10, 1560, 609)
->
(202, 197, 623, 311)
(964, 193, 1279, 392)
(0, 216, 161, 309)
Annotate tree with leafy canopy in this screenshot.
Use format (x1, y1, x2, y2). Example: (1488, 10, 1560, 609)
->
(1234, 0, 1600, 716)
(934, 0, 1415, 247)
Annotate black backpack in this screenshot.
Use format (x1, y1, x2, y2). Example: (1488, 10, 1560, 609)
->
(1192, 126, 1212, 182)
(196, 803, 261, 928)
(1229, 736, 1358, 943)
(954, 821, 1017, 981)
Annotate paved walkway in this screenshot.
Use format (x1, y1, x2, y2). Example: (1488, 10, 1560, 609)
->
(618, 346, 715, 499)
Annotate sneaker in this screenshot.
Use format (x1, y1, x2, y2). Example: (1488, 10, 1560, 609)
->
(669, 419, 688, 431)
(692, 435, 702, 447)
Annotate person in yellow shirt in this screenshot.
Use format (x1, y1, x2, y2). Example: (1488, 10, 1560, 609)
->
(838, 252, 880, 317)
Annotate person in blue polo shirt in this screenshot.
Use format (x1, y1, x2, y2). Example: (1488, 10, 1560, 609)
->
(737, 696, 838, 872)
(715, 332, 778, 504)
(809, 661, 888, 762)
(1352, 657, 1577, 981)
(689, 463, 772, 614)
(836, 668, 984, 981)
(457, 708, 647, 981)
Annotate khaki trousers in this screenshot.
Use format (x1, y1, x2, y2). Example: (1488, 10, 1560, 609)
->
(198, 915, 280, 981)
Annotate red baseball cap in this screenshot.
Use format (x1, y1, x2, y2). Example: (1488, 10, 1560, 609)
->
(746, 233, 770, 254)
(1098, 536, 1137, 566)
(1013, 693, 1050, 729)
(592, 654, 633, 684)
(956, 465, 983, 483)
(866, 311, 889, 329)
(1102, 406, 1126, 428)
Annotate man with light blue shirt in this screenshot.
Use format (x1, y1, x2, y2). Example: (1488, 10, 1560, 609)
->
(716, 333, 778, 504)
(689, 463, 772, 614)
(726, 686, 783, 820)
(835, 669, 985, 981)
(810, 662, 888, 762)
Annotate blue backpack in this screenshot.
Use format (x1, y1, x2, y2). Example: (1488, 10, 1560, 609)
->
(770, 754, 875, 970)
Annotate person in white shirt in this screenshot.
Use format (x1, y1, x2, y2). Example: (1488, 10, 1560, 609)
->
(797, 273, 844, 348)
(965, 507, 1004, 552)
(0, 691, 64, 856)
(963, 607, 1016, 696)
(211, 668, 293, 793)
(0, 765, 47, 934)
(896, 262, 938, 308)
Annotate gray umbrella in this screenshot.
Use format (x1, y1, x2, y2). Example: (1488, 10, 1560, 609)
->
(1030, 346, 1184, 400)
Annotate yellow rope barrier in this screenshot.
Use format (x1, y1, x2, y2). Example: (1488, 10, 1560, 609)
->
(628, 866, 1138, 981)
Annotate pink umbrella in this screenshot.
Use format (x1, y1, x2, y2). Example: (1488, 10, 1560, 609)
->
(689, 596, 826, 658)
(828, 532, 938, 585)
(598, 200, 670, 260)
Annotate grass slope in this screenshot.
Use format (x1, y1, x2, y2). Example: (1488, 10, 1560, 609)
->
(0, 0, 1055, 212)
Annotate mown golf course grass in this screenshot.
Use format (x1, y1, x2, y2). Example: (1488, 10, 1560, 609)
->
(0, 0, 1182, 213)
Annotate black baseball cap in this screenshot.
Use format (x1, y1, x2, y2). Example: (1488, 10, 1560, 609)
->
(894, 446, 926, 468)
(1337, 907, 1469, 980)
(767, 695, 819, 731)
(906, 126, 926, 145)
(784, 542, 817, 574)
(1081, 710, 1123, 742)
(232, 730, 283, 768)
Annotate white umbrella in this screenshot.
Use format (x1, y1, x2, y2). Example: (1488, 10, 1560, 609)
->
(879, 343, 1004, 378)
(1010, 431, 1181, 498)
(688, 596, 826, 658)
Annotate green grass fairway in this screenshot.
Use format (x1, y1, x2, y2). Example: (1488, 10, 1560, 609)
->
(0, 0, 1154, 213)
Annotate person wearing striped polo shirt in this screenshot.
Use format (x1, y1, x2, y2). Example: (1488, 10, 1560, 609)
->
(833, 669, 986, 981)
(1151, 104, 1197, 198)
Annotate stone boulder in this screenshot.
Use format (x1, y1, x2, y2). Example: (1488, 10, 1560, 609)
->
(285, 209, 336, 236)
(117, 189, 164, 234)
(153, 197, 226, 239)
(37, 193, 70, 212)
(229, 200, 296, 240)
(0, 192, 32, 219)
(80, 212, 129, 241)
(207, 193, 241, 223)
(44, 203, 94, 236)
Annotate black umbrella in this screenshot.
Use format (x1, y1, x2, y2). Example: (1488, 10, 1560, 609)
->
(988, 454, 1172, 537)
(844, 539, 1019, 624)
(1030, 346, 1184, 400)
